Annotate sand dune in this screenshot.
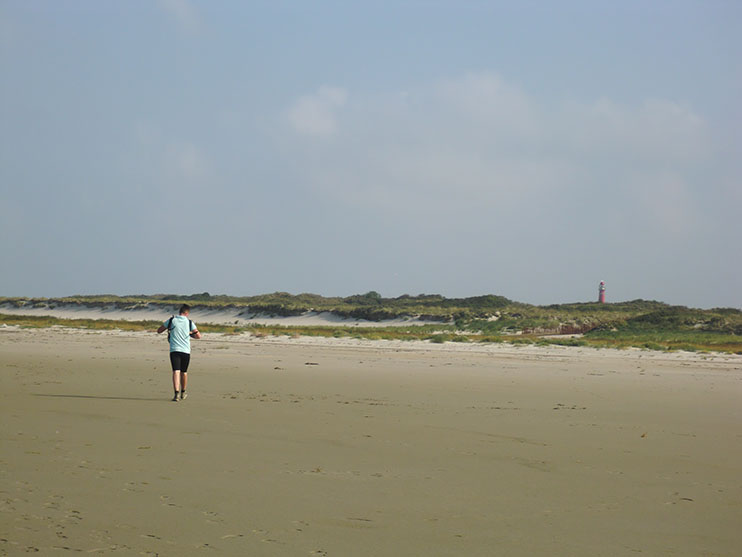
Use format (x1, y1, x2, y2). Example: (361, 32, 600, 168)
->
(1, 327, 740, 555)
(0, 302, 436, 328)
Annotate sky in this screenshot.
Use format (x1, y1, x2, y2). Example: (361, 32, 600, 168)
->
(1, 0, 740, 308)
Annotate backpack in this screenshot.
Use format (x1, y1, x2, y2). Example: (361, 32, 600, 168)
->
(166, 315, 194, 341)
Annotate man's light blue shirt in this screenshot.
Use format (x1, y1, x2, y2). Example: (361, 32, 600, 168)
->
(164, 315, 196, 354)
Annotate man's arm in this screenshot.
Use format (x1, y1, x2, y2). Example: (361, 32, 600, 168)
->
(157, 324, 167, 334)
(190, 329, 202, 340)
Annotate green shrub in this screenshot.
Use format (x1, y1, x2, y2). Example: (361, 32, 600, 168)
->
(510, 337, 534, 345)
(429, 334, 449, 344)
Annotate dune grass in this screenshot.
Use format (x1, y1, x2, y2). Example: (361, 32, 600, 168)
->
(2, 293, 740, 354)
(2, 313, 740, 354)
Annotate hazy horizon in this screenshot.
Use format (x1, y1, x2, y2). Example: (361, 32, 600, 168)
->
(2, 1, 740, 309)
(3, 288, 737, 311)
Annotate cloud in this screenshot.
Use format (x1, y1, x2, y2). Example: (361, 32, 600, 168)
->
(281, 72, 712, 238)
(158, 0, 200, 33)
(286, 86, 348, 136)
(435, 72, 538, 138)
(561, 97, 709, 164)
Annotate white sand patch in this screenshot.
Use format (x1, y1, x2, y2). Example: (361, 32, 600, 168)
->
(0, 302, 440, 328)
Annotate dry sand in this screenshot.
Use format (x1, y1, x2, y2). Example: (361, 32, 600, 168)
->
(1, 327, 741, 556)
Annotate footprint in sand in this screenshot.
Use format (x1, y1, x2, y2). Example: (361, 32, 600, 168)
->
(140, 533, 162, 540)
(203, 510, 223, 524)
(123, 482, 143, 493)
(292, 520, 309, 532)
(159, 495, 178, 508)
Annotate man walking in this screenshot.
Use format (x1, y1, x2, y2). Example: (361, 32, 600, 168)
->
(157, 304, 201, 402)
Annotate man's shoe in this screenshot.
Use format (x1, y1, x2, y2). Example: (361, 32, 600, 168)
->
(172, 394, 179, 402)
(180, 391, 187, 400)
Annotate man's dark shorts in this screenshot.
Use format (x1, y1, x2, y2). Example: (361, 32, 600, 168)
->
(170, 351, 191, 373)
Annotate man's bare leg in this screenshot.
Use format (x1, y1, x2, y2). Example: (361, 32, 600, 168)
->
(172, 370, 180, 401)
(180, 372, 188, 399)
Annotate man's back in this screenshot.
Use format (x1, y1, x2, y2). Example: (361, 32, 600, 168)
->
(167, 315, 194, 354)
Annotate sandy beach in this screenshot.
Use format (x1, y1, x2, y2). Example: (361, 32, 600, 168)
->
(1, 327, 740, 556)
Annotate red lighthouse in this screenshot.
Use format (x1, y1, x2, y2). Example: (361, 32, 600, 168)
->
(598, 281, 606, 303)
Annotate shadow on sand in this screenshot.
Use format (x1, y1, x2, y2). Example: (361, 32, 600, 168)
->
(33, 393, 167, 402)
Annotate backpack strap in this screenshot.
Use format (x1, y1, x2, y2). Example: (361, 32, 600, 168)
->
(167, 316, 194, 340)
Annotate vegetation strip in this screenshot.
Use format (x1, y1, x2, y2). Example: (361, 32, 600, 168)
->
(1, 312, 740, 354)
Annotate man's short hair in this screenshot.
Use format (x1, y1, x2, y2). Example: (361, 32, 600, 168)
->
(179, 304, 191, 314)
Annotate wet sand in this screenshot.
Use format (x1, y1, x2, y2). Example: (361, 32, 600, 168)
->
(1, 327, 741, 555)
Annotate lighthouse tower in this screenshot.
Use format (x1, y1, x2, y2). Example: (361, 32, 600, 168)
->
(598, 281, 606, 303)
